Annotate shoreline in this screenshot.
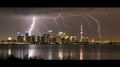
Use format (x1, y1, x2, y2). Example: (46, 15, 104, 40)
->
(0, 43, 120, 46)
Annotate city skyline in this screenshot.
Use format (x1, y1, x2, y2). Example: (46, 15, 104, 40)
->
(0, 8, 120, 41)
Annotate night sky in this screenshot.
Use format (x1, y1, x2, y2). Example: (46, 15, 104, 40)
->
(0, 8, 120, 41)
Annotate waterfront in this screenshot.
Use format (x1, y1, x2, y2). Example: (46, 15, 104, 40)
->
(0, 44, 120, 60)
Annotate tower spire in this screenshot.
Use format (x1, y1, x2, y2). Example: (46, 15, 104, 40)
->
(80, 25, 83, 42)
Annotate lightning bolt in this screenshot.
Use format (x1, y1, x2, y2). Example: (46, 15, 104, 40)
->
(55, 8, 68, 32)
(53, 17, 60, 32)
(57, 13, 67, 28)
(29, 16, 36, 36)
(86, 13, 102, 39)
(70, 14, 93, 35)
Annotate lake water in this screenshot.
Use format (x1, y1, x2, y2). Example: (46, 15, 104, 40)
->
(0, 44, 120, 60)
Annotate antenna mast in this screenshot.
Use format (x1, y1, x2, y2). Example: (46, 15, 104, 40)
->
(80, 25, 83, 42)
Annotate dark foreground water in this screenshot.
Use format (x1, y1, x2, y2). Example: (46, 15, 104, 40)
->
(0, 44, 120, 60)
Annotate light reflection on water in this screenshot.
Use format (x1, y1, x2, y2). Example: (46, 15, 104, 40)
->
(80, 48, 83, 60)
(8, 49, 11, 56)
(97, 48, 100, 60)
(0, 44, 120, 60)
(58, 49, 63, 60)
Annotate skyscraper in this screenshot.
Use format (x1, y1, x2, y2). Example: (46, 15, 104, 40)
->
(48, 30, 53, 44)
(36, 36, 41, 44)
(80, 25, 83, 42)
(17, 32, 24, 42)
(25, 31, 30, 43)
(30, 35, 36, 44)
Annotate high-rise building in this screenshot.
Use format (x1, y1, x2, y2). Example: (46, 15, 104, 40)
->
(17, 32, 24, 42)
(17, 32, 21, 36)
(80, 25, 83, 42)
(30, 35, 36, 44)
(48, 30, 53, 38)
(25, 31, 30, 43)
(56, 32, 67, 44)
(56, 34, 61, 44)
(36, 35, 41, 44)
(47, 30, 54, 44)
(41, 34, 47, 44)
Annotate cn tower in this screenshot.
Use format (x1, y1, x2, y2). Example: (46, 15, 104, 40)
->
(80, 25, 83, 42)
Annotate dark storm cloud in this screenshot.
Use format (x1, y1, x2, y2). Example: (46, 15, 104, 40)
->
(0, 8, 94, 16)
(0, 8, 120, 41)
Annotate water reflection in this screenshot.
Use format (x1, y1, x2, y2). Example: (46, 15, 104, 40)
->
(28, 49, 35, 58)
(0, 45, 100, 60)
(0, 45, 120, 60)
(28, 45, 36, 58)
(97, 48, 100, 60)
(58, 49, 63, 60)
(80, 48, 83, 60)
(48, 49, 52, 60)
(8, 49, 11, 55)
(58, 46, 79, 60)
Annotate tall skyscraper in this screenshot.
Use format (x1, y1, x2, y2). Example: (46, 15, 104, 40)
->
(80, 25, 83, 42)
(25, 31, 30, 43)
(48, 30, 54, 44)
(36, 36, 41, 44)
(30, 35, 36, 44)
(17, 32, 24, 42)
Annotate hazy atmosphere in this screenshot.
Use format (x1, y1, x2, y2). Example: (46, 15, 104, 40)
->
(0, 8, 120, 41)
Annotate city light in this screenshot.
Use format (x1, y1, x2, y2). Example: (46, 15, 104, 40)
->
(48, 30, 52, 33)
(0, 26, 119, 45)
(0, 8, 120, 60)
(59, 32, 63, 35)
(0, 30, 117, 45)
(8, 37, 12, 40)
